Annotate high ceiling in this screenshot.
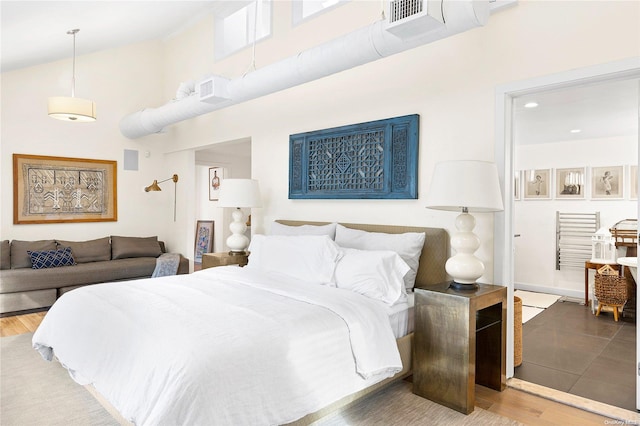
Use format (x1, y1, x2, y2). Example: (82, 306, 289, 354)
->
(2, 1, 638, 145)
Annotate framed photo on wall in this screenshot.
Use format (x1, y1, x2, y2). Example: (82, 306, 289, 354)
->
(629, 165, 637, 200)
(514, 171, 520, 201)
(209, 167, 225, 201)
(591, 166, 623, 199)
(194, 220, 214, 263)
(523, 169, 551, 200)
(555, 167, 585, 199)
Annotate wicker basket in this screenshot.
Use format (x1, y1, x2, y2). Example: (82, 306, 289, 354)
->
(594, 273, 628, 306)
(514, 296, 522, 367)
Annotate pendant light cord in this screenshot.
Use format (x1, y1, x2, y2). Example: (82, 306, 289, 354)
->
(68, 29, 79, 98)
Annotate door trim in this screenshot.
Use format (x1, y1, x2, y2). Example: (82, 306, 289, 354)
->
(494, 56, 640, 380)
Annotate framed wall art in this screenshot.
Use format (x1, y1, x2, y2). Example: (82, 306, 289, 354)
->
(209, 167, 225, 201)
(13, 153, 117, 224)
(523, 169, 551, 200)
(514, 171, 520, 200)
(194, 220, 214, 263)
(555, 167, 585, 199)
(629, 165, 637, 200)
(591, 165, 623, 199)
(289, 114, 419, 199)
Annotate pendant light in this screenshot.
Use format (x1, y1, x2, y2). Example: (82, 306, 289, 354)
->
(48, 29, 96, 122)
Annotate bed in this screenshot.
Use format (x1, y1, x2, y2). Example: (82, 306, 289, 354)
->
(32, 221, 448, 425)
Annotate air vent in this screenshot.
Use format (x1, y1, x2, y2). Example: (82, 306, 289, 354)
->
(385, 0, 444, 39)
(390, 0, 424, 23)
(199, 75, 230, 104)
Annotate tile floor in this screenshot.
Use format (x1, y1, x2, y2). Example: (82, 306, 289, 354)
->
(514, 299, 636, 411)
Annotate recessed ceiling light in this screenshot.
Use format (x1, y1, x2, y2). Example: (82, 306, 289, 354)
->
(570, 129, 582, 133)
(524, 102, 539, 108)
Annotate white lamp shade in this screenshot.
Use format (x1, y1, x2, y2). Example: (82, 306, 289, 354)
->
(48, 96, 96, 122)
(218, 179, 262, 208)
(425, 160, 504, 212)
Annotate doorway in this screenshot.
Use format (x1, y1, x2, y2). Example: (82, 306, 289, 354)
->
(494, 57, 640, 411)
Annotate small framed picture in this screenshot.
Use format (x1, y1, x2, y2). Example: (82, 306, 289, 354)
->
(514, 171, 520, 201)
(555, 167, 585, 199)
(591, 166, 623, 199)
(209, 167, 225, 201)
(630, 165, 637, 200)
(194, 220, 214, 263)
(523, 169, 551, 200)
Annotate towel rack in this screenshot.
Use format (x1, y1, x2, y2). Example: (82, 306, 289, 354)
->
(556, 212, 600, 270)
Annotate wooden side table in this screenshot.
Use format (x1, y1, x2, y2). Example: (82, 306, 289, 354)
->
(413, 283, 506, 414)
(202, 252, 248, 269)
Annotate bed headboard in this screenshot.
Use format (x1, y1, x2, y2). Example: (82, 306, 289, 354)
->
(275, 220, 448, 287)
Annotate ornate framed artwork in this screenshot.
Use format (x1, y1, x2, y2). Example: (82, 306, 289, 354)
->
(13, 153, 117, 224)
(591, 165, 623, 199)
(629, 165, 637, 200)
(523, 169, 551, 200)
(555, 167, 585, 199)
(209, 167, 225, 201)
(194, 220, 214, 263)
(289, 114, 419, 199)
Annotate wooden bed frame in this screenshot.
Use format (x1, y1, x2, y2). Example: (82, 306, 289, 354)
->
(277, 221, 449, 425)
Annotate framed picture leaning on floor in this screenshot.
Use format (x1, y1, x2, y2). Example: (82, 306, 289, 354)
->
(194, 220, 214, 263)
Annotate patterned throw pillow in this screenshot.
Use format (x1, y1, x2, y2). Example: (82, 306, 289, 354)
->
(27, 247, 76, 269)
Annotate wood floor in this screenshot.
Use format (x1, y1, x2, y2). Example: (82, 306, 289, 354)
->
(0, 311, 615, 425)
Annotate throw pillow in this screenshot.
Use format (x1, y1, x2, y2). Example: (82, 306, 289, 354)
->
(27, 247, 76, 269)
(111, 236, 162, 260)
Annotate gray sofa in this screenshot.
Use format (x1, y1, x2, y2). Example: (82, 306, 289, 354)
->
(0, 236, 189, 315)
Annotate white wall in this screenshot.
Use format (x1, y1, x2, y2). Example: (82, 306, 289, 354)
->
(514, 136, 637, 298)
(2, 1, 638, 281)
(0, 41, 186, 253)
(158, 0, 639, 284)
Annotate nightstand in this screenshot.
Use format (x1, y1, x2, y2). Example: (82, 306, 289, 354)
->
(413, 282, 506, 414)
(201, 252, 249, 269)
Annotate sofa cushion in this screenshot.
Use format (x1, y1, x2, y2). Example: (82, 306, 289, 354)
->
(10, 240, 57, 269)
(0, 258, 158, 294)
(28, 247, 76, 269)
(111, 236, 162, 260)
(57, 237, 111, 263)
(1, 240, 9, 270)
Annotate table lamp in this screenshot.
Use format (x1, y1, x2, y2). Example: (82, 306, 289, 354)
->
(218, 179, 262, 254)
(425, 160, 504, 289)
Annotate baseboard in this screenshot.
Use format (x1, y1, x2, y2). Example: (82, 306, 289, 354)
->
(514, 283, 584, 301)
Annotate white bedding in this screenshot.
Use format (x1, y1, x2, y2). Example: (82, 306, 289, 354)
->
(32, 266, 403, 425)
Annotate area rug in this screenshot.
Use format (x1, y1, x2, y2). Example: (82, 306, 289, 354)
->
(313, 380, 521, 425)
(1, 333, 520, 425)
(0, 333, 118, 425)
(515, 290, 561, 323)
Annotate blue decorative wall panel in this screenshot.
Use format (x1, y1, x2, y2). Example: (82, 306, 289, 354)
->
(289, 114, 419, 199)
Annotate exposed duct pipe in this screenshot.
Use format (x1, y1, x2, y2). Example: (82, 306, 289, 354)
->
(120, 1, 490, 139)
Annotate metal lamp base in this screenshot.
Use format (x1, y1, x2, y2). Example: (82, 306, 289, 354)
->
(449, 281, 479, 291)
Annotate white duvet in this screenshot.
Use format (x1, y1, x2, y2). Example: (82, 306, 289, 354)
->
(33, 266, 402, 425)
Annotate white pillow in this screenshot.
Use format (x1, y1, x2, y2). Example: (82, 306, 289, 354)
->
(247, 234, 342, 285)
(270, 222, 337, 239)
(334, 224, 425, 290)
(335, 248, 409, 305)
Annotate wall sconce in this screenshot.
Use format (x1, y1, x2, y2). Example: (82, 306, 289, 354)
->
(145, 174, 178, 221)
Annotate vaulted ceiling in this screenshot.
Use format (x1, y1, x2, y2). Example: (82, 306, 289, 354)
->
(2, 1, 637, 145)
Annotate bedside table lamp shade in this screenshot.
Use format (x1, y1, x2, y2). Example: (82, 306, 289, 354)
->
(218, 179, 262, 254)
(425, 160, 504, 289)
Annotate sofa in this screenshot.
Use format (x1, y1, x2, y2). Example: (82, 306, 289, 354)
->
(0, 236, 189, 315)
